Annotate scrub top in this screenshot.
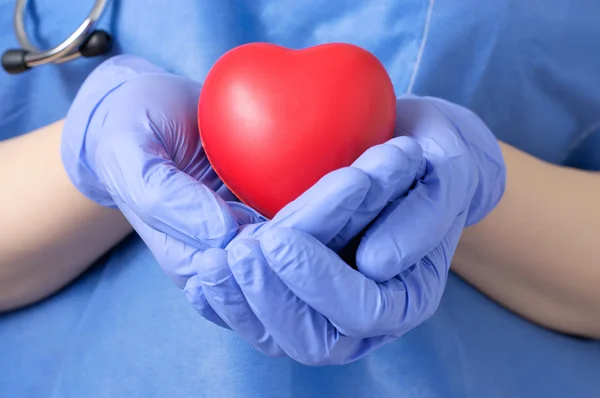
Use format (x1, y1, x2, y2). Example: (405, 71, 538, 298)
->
(1, 1, 599, 397)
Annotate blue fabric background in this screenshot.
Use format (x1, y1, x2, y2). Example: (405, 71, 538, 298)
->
(1, 1, 599, 397)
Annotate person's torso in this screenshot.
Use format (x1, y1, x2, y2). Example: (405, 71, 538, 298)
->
(1, 2, 600, 397)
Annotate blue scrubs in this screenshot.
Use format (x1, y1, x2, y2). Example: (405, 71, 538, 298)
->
(1, 1, 599, 397)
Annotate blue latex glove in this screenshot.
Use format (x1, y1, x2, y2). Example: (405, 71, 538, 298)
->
(60, 55, 425, 332)
(61, 55, 259, 328)
(188, 95, 506, 365)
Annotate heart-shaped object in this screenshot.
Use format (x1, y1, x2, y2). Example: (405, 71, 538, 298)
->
(199, 42, 396, 218)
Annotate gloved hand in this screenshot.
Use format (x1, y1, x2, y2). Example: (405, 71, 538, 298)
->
(61, 55, 261, 328)
(60, 54, 425, 333)
(355, 95, 506, 282)
(188, 95, 506, 365)
(61, 55, 244, 290)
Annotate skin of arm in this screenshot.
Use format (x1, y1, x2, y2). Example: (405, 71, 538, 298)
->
(453, 141, 600, 339)
(0, 120, 132, 312)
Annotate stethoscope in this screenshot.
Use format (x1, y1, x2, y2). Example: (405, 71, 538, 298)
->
(2, 0, 112, 74)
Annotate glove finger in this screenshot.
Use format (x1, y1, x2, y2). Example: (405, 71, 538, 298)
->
(388, 212, 468, 329)
(260, 226, 452, 338)
(227, 238, 394, 365)
(259, 227, 404, 337)
(355, 97, 479, 282)
(355, 162, 471, 283)
(385, 137, 427, 202)
(183, 275, 231, 330)
(329, 136, 426, 252)
(191, 248, 285, 357)
(264, 167, 371, 245)
(228, 238, 330, 364)
(95, 75, 239, 250)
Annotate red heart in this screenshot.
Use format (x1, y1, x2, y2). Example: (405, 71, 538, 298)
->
(199, 42, 396, 218)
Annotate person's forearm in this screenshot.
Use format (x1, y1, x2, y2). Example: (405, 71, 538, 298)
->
(453, 142, 600, 338)
(0, 121, 132, 311)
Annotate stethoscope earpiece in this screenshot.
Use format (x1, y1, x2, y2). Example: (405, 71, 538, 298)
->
(2, 0, 110, 75)
(79, 30, 113, 58)
(1, 48, 29, 75)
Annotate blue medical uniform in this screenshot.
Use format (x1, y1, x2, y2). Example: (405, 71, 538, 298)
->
(1, 1, 599, 397)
